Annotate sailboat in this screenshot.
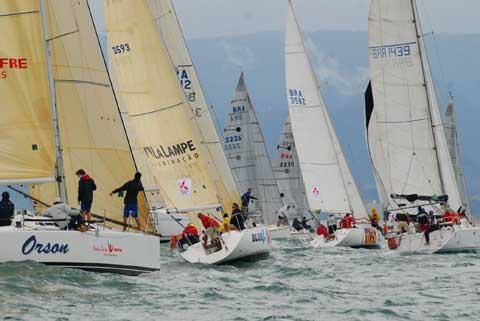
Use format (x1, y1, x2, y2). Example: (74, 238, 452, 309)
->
(145, 0, 242, 240)
(105, 0, 271, 264)
(224, 73, 287, 239)
(272, 117, 313, 239)
(285, 0, 382, 249)
(366, 0, 480, 253)
(0, 0, 160, 275)
(444, 100, 470, 217)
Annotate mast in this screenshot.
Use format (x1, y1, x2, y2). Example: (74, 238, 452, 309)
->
(39, 0, 67, 202)
(411, 0, 445, 195)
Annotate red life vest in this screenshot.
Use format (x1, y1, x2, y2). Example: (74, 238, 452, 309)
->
(316, 224, 328, 237)
(341, 216, 354, 229)
(200, 215, 220, 229)
(182, 224, 199, 237)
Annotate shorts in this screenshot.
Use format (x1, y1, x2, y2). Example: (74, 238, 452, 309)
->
(328, 224, 337, 235)
(123, 203, 138, 218)
(80, 202, 92, 212)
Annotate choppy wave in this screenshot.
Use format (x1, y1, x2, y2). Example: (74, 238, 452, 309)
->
(1, 240, 480, 321)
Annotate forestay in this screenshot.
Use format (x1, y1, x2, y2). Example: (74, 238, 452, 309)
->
(147, 0, 240, 207)
(105, 0, 235, 225)
(367, 0, 461, 210)
(285, 1, 367, 218)
(224, 73, 283, 225)
(272, 117, 308, 220)
(0, 1, 55, 184)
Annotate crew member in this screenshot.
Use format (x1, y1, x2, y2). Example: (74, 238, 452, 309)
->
(230, 203, 246, 231)
(327, 213, 338, 235)
(110, 172, 144, 231)
(341, 213, 354, 229)
(44, 197, 81, 230)
(76, 169, 96, 225)
(241, 188, 257, 215)
(179, 223, 200, 249)
(0, 191, 14, 227)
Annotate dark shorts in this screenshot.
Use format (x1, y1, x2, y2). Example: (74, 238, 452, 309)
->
(80, 202, 92, 212)
(124, 203, 138, 218)
(328, 224, 338, 235)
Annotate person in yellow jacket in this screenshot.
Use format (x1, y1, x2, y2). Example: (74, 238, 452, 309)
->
(219, 212, 232, 233)
(368, 208, 383, 235)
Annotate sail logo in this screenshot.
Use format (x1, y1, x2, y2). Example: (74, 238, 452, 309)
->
(178, 178, 193, 197)
(363, 228, 377, 245)
(251, 228, 269, 244)
(177, 69, 193, 91)
(0, 57, 28, 79)
(143, 140, 199, 167)
(312, 186, 321, 198)
(21, 235, 69, 255)
(288, 89, 306, 106)
(232, 105, 247, 114)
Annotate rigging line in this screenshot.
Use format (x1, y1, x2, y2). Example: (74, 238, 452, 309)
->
(0, 10, 39, 17)
(55, 79, 110, 87)
(129, 102, 183, 117)
(46, 29, 79, 42)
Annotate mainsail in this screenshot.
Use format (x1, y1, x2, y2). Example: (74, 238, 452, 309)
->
(444, 101, 469, 212)
(105, 0, 236, 224)
(367, 0, 462, 210)
(0, 1, 55, 185)
(272, 117, 308, 219)
(146, 0, 240, 206)
(224, 73, 283, 224)
(11, 0, 151, 229)
(285, 1, 367, 218)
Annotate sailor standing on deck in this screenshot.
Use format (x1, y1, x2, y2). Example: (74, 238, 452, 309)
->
(241, 188, 257, 215)
(110, 172, 144, 231)
(76, 169, 96, 226)
(0, 192, 14, 227)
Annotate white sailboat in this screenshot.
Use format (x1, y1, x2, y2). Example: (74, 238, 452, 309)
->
(444, 100, 470, 218)
(145, 0, 242, 239)
(366, 0, 480, 253)
(0, 0, 160, 275)
(105, 0, 271, 264)
(285, 1, 382, 249)
(224, 73, 286, 238)
(272, 117, 313, 239)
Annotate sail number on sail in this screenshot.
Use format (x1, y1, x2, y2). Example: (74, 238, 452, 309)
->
(0, 57, 28, 79)
(288, 89, 306, 106)
(369, 42, 414, 59)
(111, 43, 131, 55)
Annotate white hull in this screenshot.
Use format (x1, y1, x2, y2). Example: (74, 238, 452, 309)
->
(311, 227, 383, 249)
(268, 225, 291, 240)
(290, 229, 315, 240)
(387, 225, 480, 254)
(153, 212, 191, 242)
(0, 216, 160, 275)
(180, 227, 271, 264)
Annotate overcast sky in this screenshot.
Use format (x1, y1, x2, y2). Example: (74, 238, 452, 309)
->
(90, 0, 480, 38)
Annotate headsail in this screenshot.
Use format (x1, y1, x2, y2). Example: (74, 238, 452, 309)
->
(444, 101, 469, 213)
(105, 0, 236, 224)
(367, 0, 462, 210)
(223, 73, 283, 224)
(285, 1, 367, 218)
(272, 117, 308, 220)
(0, 1, 55, 184)
(31, 0, 151, 230)
(146, 0, 240, 206)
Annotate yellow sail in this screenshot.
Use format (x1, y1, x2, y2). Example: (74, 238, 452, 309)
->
(105, 0, 236, 223)
(32, 0, 151, 231)
(0, 1, 55, 183)
(147, 0, 241, 206)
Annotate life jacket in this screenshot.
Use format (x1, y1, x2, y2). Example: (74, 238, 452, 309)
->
(316, 224, 328, 237)
(341, 216, 354, 229)
(182, 224, 199, 237)
(200, 215, 219, 229)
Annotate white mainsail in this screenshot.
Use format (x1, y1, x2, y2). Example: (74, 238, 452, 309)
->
(146, 0, 240, 206)
(272, 117, 308, 219)
(444, 101, 469, 213)
(285, 1, 367, 218)
(105, 0, 237, 226)
(367, 0, 462, 210)
(2, 0, 151, 230)
(224, 73, 283, 224)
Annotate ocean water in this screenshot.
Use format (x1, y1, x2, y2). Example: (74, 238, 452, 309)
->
(1, 240, 479, 321)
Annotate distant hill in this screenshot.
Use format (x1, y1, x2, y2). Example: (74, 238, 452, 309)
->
(185, 30, 480, 213)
